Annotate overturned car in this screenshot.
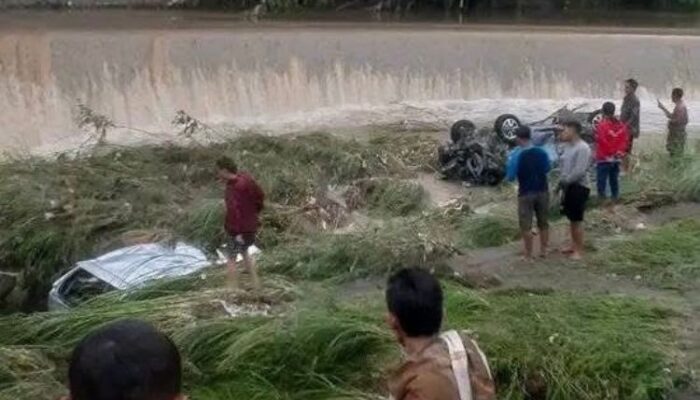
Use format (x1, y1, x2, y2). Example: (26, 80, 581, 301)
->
(438, 105, 602, 186)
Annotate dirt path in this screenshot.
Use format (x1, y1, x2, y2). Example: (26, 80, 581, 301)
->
(446, 201, 700, 396)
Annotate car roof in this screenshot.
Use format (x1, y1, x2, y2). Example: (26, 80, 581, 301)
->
(76, 242, 213, 290)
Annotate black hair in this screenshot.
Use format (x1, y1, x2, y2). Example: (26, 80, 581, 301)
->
(216, 156, 238, 174)
(602, 102, 616, 117)
(386, 268, 443, 337)
(672, 88, 684, 99)
(625, 79, 638, 91)
(69, 319, 182, 400)
(515, 126, 532, 140)
(563, 120, 583, 136)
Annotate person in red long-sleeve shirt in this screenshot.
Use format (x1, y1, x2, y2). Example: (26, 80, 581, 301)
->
(595, 102, 630, 209)
(217, 156, 265, 289)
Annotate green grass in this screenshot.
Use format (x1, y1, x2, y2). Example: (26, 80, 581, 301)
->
(261, 214, 456, 281)
(0, 132, 433, 310)
(444, 285, 680, 400)
(362, 179, 426, 217)
(0, 280, 684, 400)
(459, 215, 520, 249)
(590, 219, 700, 289)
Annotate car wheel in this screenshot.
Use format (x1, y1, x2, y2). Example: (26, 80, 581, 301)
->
(450, 120, 476, 143)
(494, 114, 521, 144)
(589, 110, 603, 129)
(482, 169, 504, 186)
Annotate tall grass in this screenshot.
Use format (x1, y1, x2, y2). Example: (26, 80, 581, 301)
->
(676, 156, 700, 201)
(0, 132, 434, 310)
(444, 285, 680, 400)
(0, 282, 683, 400)
(261, 214, 456, 280)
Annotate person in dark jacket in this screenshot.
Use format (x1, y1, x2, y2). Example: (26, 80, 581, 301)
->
(620, 78, 640, 172)
(217, 156, 265, 289)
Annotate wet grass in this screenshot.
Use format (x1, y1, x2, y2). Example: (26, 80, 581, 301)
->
(0, 133, 697, 400)
(458, 215, 520, 249)
(0, 132, 432, 310)
(261, 213, 457, 281)
(0, 282, 683, 400)
(590, 219, 700, 289)
(444, 285, 682, 400)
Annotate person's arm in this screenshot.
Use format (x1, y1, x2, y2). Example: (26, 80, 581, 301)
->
(252, 181, 265, 212)
(505, 148, 521, 183)
(658, 99, 672, 118)
(561, 145, 591, 185)
(542, 149, 551, 174)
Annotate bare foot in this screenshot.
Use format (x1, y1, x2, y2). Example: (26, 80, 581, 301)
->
(569, 252, 583, 261)
(560, 247, 574, 255)
(520, 256, 534, 263)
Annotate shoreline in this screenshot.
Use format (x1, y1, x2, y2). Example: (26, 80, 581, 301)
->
(0, 9, 699, 36)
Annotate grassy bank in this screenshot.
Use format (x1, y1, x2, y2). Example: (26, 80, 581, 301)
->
(591, 219, 700, 289)
(0, 132, 438, 310)
(0, 281, 684, 400)
(1, 131, 699, 400)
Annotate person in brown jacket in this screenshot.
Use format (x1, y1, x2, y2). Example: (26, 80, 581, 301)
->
(386, 268, 496, 400)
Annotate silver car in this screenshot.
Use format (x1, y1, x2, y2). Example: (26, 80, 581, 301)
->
(48, 242, 259, 310)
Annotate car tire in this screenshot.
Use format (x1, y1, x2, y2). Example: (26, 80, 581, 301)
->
(588, 110, 603, 128)
(450, 120, 477, 143)
(494, 114, 521, 145)
(482, 168, 504, 186)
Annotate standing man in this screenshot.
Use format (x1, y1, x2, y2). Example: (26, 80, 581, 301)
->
(217, 156, 265, 289)
(506, 126, 551, 260)
(595, 102, 629, 206)
(658, 88, 689, 158)
(558, 121, 592, 261)
(620, 78, 640, 172)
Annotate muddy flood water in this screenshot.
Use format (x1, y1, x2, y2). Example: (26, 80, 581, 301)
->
(0, 11, 698, 153)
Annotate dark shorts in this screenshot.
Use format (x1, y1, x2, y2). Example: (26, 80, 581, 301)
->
(225, 232, 256, 257)
(518, 192, 550, 231)
(561, 184, 590, 223)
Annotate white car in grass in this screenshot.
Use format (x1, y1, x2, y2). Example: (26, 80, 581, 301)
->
(48, 242, 260, 311)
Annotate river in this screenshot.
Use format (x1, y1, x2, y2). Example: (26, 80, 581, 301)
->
(0, 11, 698, 153)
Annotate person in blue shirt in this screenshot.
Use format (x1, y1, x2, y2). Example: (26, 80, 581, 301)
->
(506, 126, 551, 260)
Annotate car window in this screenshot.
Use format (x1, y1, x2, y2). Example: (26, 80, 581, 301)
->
(60, 268, 116, 307)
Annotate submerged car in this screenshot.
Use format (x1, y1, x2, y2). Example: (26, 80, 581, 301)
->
(48, 242, 259, 310)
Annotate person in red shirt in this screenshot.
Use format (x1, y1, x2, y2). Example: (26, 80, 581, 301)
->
(595, 102, 629, 207)
(217, 156, 265, 289)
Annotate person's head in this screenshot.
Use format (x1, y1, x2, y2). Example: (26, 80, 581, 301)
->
(385, 268, 443, 345)
(560, 120, 582, 143)
(67, 319, 185, 400)
(602, 102, 616, 118)
(216, 156, 238, 181)
(624, 79, 638, 96)
(672, 88, 684, 103)
(515, 126, 532, 147)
